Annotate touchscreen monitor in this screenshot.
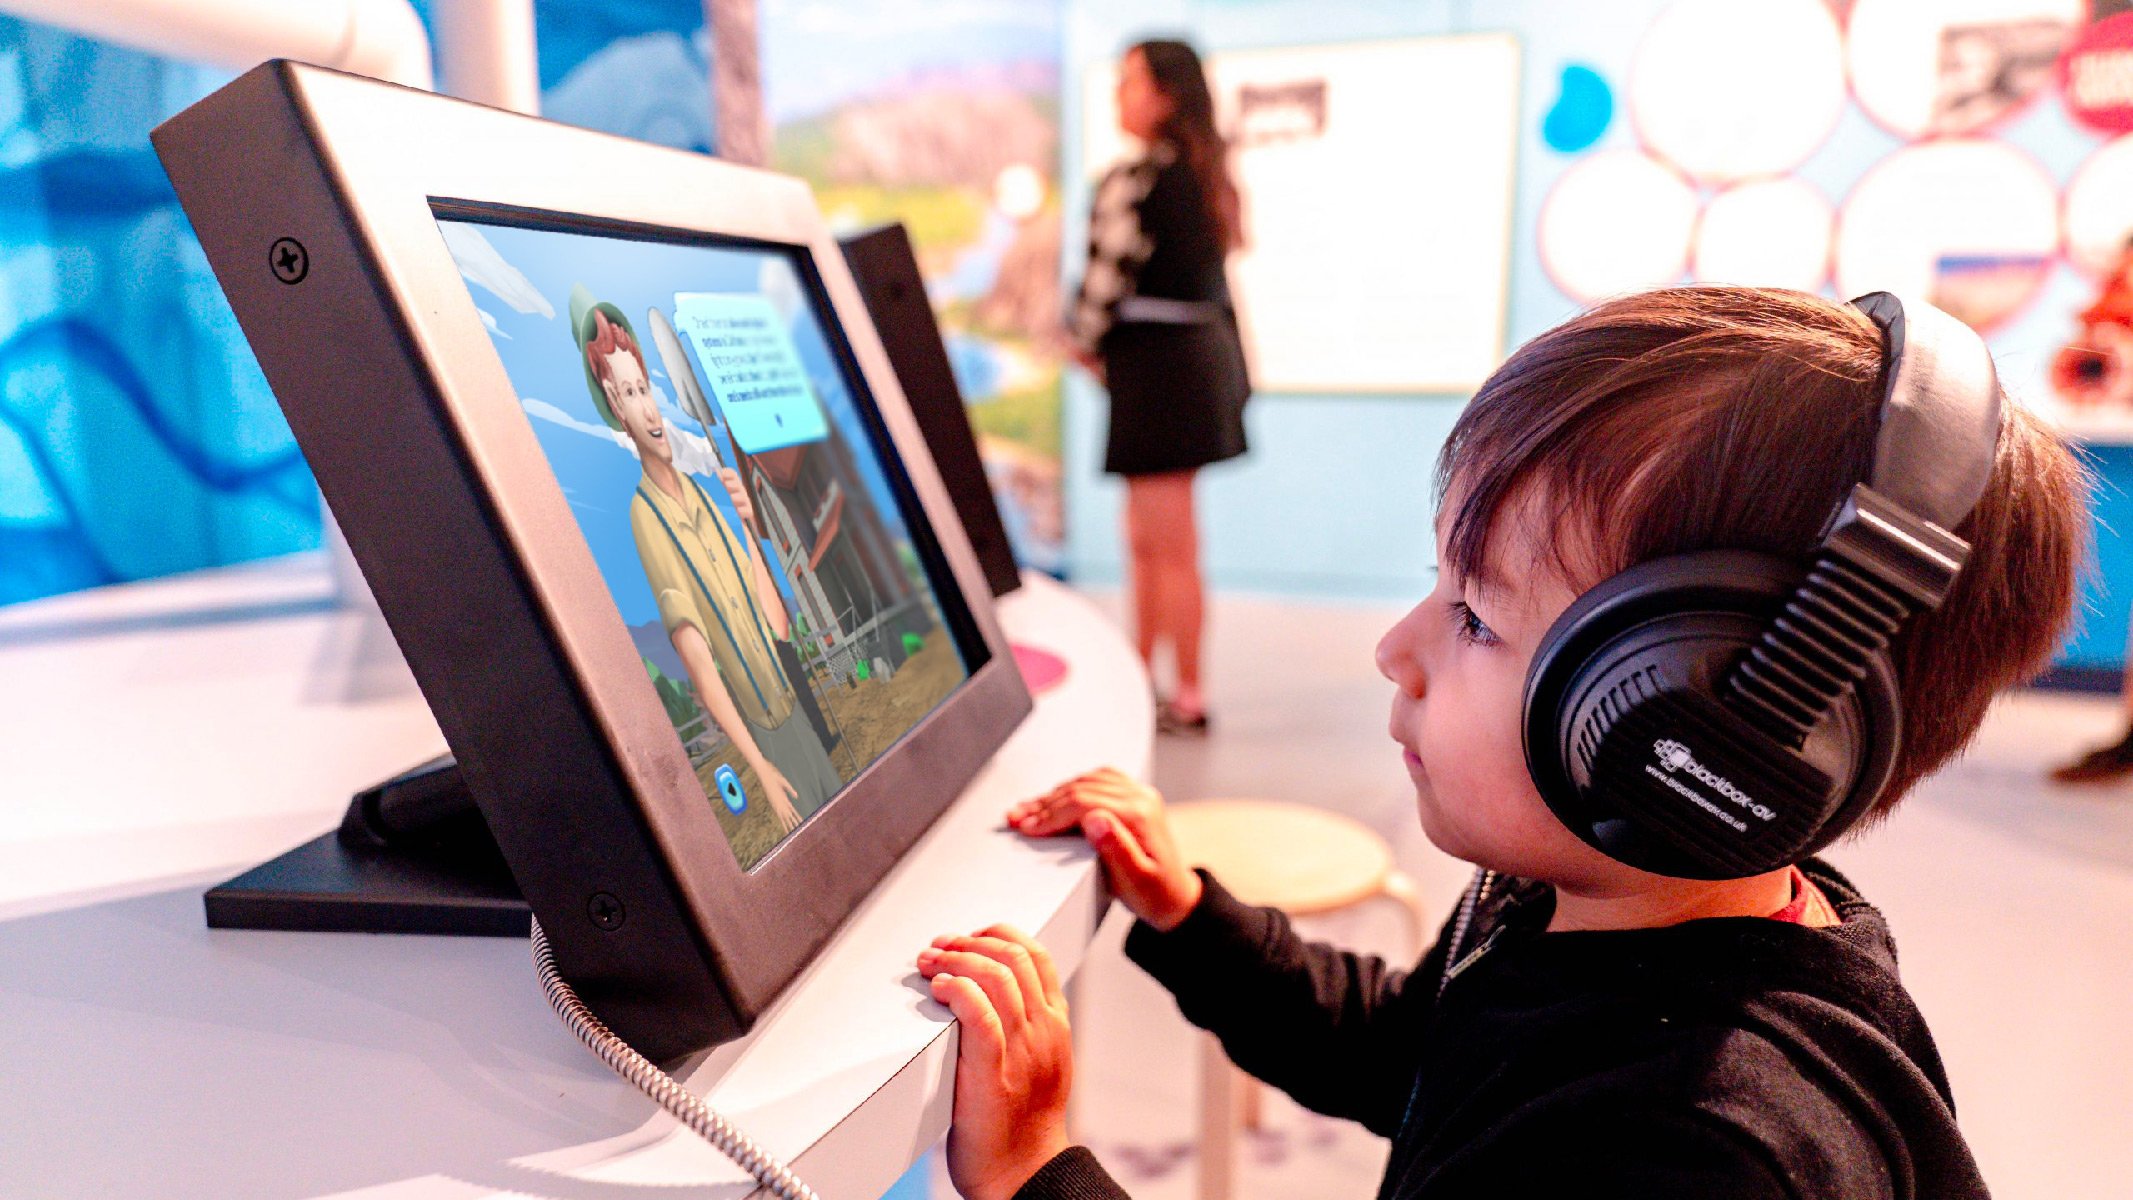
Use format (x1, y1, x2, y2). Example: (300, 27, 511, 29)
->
(153, 62, 1032, 1057)
(435, 215, 974, 870)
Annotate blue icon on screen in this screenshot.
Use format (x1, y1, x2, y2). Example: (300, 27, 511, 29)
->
(714, 764, 748, 814)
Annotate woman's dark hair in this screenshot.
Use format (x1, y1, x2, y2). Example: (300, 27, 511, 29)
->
(1131, 38, 1243, 252)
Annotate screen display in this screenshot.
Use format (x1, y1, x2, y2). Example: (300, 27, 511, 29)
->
(433, 212, 976, 870)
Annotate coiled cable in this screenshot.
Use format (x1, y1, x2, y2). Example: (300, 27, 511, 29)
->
(529, 917, 821, 1200)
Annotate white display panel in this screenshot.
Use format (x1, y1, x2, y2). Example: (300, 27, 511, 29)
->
(1082, 34, 1522, 394)
(1693, 178, 1834, 293)
(1834, 138, 2059, 331)
(1629, 0, 1845, 184)
(1846, 0, 2085, 138)
(2064, 133, 2133, 276)
(1537, 149, 1698, 305)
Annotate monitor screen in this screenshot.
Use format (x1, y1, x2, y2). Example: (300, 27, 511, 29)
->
(433, 212, 977, 870)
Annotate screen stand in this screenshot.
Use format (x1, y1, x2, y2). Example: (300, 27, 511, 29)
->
(203, 754, 532, 936)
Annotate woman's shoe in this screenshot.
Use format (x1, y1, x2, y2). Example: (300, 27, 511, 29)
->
(1156, 700, 1210, 737)
(2049, 728, 2133, 784)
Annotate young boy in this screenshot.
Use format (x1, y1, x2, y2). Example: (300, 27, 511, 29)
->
(914, 288, 2085, 1199)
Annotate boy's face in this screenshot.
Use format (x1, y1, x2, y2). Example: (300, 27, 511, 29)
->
(603, 348, 669, 466)
(1375, 490, 1636, 891)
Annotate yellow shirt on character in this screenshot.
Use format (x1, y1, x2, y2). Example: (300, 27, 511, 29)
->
(629, 475, 796, 731)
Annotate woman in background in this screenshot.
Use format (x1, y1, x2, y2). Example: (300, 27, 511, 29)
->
(1070, 38, 1251, 735)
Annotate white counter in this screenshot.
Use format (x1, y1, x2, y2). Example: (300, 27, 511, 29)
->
(0, 555, 1149, 1198)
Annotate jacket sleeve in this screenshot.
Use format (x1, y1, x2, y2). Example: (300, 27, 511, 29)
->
(1123, 871, 1452, 1137)
(1011, 1147, 1133, 1200)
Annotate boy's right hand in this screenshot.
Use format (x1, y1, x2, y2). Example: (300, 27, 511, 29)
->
(1007, 768, 1203, 931)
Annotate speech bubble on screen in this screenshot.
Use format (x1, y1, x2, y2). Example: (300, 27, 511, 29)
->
(672, 292, 829, 454)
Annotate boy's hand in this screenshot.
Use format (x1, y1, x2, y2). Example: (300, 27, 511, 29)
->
(1007, 768, 1203, 931)
(917, 925, 1072, 1200)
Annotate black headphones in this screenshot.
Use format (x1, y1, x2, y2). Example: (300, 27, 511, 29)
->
(1522, 293, 2003, 880)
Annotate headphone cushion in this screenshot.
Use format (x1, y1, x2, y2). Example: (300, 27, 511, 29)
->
(1523, 551, 1900, 879)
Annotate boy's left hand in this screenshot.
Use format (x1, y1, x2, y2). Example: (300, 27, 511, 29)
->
(917, 924, 1073, 1200)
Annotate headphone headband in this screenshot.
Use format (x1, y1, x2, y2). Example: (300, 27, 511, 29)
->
(1852, 292, 2004, 535)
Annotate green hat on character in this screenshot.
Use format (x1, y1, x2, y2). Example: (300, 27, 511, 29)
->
(568, 282, 637, 432)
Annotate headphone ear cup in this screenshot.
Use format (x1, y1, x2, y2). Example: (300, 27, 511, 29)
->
(1797, 649, 1899, 861)
(1524, 551, 1899, 879)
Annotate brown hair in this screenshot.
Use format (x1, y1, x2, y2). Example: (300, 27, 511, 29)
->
(1439, 286, 2087, 816)
(1132, 39, 1244, 252)
(585, 307, 643, 387)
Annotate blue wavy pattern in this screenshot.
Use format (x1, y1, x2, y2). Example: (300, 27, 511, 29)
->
(0, 147, 177, 227)
(4, 316, 309, 497)
(1, 7, 734, 608)
(0, 23, 325, 608)
(0, 314, 316, 603)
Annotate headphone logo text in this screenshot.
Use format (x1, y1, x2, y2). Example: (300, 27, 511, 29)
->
(1650, 739, 1776, 826)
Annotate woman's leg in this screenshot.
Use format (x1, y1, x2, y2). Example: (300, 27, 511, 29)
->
(1158, 473, 1206, 715)
(1124, 476, 1166, 677)
(1129, 471, 1206, 720)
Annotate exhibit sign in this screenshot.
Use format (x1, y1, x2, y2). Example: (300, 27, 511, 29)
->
(1084, 34, 1523, 395)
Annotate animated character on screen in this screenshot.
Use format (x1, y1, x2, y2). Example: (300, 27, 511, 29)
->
(569, 286, 842, 833)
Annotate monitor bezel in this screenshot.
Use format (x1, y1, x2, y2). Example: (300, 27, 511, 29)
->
(153, 62, 1031, 1056)
(839, 222, 1026, 599)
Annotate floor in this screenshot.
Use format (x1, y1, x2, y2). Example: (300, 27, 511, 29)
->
(955, 586, 2133, 1200)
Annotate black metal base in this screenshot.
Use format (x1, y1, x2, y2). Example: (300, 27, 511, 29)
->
(203, 755, 532, 937)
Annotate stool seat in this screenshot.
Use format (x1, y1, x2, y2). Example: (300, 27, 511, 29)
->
(1168, 798, 1394, 914)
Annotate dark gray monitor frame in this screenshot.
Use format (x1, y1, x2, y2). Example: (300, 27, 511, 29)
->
(839, 222, 1024, 599)
(153, 62, 1031, 1060)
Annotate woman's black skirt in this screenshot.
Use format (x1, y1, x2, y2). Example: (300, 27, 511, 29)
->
(1100, 317, 1251, 478)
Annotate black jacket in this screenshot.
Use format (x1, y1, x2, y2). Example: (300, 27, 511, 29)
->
(1016, 860, 1989, 1199)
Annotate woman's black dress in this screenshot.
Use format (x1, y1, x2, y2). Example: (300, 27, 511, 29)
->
(1072, 147, 1251, 478)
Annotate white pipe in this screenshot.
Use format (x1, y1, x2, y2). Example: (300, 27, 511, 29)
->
(432, 0, 539, 114)
(0, 0, 434, 89)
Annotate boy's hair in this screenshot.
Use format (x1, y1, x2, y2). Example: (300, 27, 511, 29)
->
(1439, 286, 2087, 817)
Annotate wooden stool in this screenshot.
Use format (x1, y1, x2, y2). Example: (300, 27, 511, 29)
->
(1166, 799, 1430, 1200)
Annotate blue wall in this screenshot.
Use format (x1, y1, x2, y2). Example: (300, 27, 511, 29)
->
(1061, 0, 2133, 678)
(0, 23, 318, 606)
(0, 3, 734, 611)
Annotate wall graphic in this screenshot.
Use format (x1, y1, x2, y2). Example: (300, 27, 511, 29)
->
(1530, 0, 2133, 450)
(0, 0, 1070, 610)
(537, 0, 717, 153)
(0, 23, 321, 609)
(1506, 0, 2133, 673)
(762, 0, 1066, 576)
